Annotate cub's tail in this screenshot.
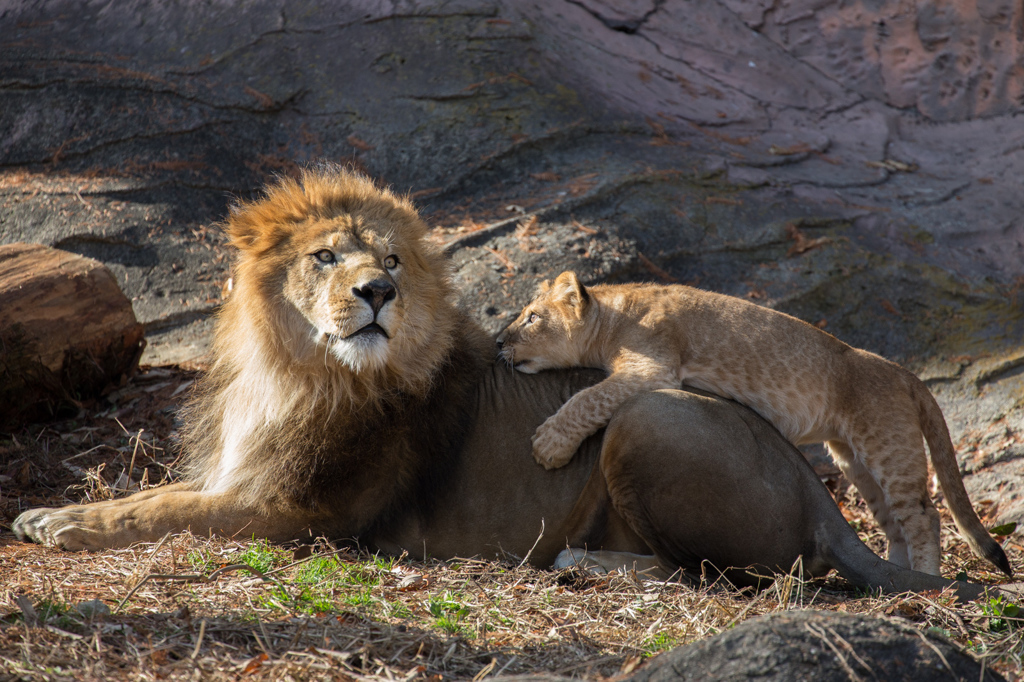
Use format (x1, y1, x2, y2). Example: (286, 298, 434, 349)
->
(917, 382, 1013, 577)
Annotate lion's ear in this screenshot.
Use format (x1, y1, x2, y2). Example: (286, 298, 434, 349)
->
(225, 177, 310, 253)
(225, 207, 259, 250)
(225, 203, 292, 253)
(536, 279, 552, 294)
(552, 271, 589, 316)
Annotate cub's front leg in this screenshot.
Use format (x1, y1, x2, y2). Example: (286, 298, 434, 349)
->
(13, 484, 316, 550)
(532, 411, 592, 470)
(533, 375, 673, 469)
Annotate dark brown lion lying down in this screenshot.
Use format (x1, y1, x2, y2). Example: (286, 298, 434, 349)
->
(13, 166, 1004, 600)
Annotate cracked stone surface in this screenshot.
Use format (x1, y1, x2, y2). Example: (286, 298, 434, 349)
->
(1, 1, 1022, 532)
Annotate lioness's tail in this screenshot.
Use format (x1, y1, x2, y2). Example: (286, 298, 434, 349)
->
(917, 382, 1013, 577)
(821, 515, 991, 602)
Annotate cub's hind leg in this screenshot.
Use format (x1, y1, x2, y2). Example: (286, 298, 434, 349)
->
(829, 437, 941, 575)
(828, 440, 910, 568)
(865, 429, 942, 576)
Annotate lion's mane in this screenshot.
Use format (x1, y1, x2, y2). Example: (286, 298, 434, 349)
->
(178, 167, 490, 529)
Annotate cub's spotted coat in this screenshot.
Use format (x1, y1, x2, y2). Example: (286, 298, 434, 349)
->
(496, 271, 1011, 577)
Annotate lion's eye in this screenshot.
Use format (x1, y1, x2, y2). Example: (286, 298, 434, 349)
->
(315, 249, 335, 264)
(528, 312, 539, 324)
(383, 254, 400, 269)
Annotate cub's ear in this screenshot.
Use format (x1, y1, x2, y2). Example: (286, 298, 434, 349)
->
(536, 279, 552, 294)
(552, 271, 589, 315)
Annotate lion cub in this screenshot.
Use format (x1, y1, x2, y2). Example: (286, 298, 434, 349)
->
(496, 271, 1011, 578)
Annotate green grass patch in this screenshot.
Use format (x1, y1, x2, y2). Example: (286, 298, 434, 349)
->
(342, 590, 377, 609)
(186, 548, 218, 573)
(292, 588, 338, 615)
(236, 539, 289, 573)
(428, 591, 472, 637)
(643, 632, 677, 656)
(295, 556, 342, 585)
(252, 553, 393, 616)
(984, 597, 1022, 633)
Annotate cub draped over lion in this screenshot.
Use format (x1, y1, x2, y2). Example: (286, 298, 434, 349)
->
(495, 271, 1010, 577)
(10, 166, 1004, 599)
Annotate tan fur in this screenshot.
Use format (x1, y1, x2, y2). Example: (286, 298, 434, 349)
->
(496, 271, 1011, 577)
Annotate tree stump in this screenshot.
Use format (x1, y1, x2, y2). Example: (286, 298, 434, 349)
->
(0, 243, 145, 428)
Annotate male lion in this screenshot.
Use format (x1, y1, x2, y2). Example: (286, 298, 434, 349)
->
(10, 167, 994, 599)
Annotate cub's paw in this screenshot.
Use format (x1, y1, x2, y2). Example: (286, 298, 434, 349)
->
(531, 424, 580, 470)
(13, 506, 109, 551)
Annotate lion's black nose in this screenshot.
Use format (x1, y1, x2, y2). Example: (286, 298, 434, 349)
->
(353, 279, 396, 315)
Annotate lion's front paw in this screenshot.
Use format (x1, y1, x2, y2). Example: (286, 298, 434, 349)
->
(13, 507, 59, 545)
(13, 506, 107, 551)
(531, 424, 581, 470)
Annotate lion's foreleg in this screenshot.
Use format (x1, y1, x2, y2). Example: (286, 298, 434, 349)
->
(13, 487, 317, 551)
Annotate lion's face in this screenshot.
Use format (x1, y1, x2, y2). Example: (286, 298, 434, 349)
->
(281, 220, 410, 372)
(219, 168, 454, 387)
(496, 271, 590, 374)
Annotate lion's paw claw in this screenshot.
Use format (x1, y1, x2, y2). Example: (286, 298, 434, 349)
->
(13, 508, 60, 546)
(12, 507, 100, 551)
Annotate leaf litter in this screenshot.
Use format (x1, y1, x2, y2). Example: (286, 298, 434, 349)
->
(2, 365, 1024, 680)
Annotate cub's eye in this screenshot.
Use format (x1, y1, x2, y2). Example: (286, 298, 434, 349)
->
(528, 312, 539, 324)
(383, 254, 400, 269)
(314, 249, 335, 264)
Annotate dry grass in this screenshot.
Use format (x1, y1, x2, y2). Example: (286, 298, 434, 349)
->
(2, 366, 1024, 681)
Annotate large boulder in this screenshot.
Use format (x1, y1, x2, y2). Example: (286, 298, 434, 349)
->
(630, 610, 1002, 682)
(0, 243, 144, 427)
(506, 610, 1002, 682)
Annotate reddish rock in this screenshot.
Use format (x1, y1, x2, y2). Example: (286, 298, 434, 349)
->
(0, 243, 145, 427)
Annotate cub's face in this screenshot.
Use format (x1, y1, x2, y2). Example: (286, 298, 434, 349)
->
(496, 275, 588, 374)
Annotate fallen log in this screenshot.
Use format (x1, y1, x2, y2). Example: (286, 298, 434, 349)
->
(0, 243, 145, 428)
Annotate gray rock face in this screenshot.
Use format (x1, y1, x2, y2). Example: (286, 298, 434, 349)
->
(629, 610, 1003, 682)
(1, 1, 1022, 525)
(502, 610, 1002, 682)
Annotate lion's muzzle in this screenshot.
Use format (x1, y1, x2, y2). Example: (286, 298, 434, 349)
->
(353, 279, 396, 315)
(347, 322, 389, 339)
